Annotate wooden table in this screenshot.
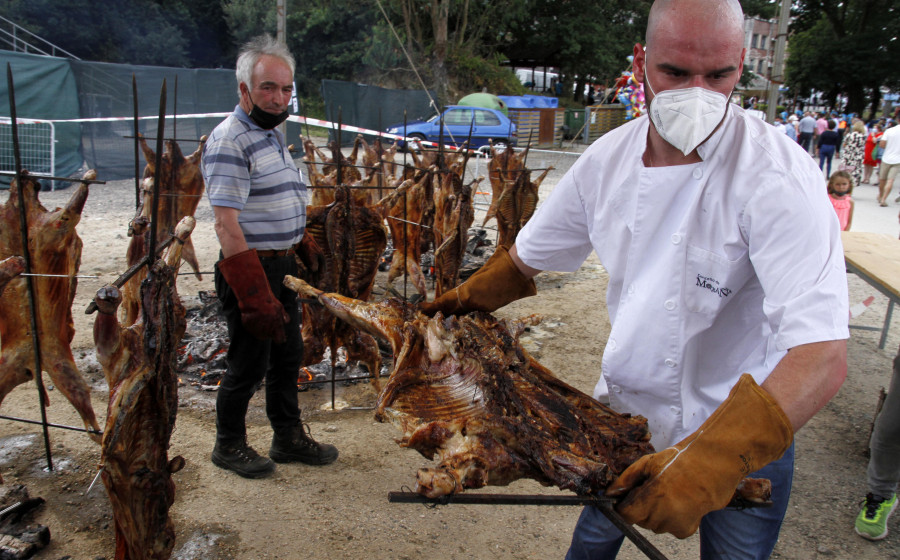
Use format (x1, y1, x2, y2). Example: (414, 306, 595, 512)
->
(842, 231, 900, 349)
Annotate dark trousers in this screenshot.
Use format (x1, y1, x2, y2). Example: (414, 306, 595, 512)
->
(798, 131, 814, 153)
(819, 144, 836, 176)
(214, 254, 303, 444)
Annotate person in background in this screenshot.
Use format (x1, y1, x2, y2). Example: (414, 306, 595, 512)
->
(816, 112, 829, 139)
(840, 119, 867, 187)
(420, 0, 848, 557)
(827, 170, 854, 231)
(877, 121, 900, 206)
(773, 116, 786, 134)
(201, 34, 338, 479)
(816, 119, 840, 177)
(798, 111, 817, 153)
(864, 123, 885, 185)
(836, 114, 848, 152)
(784, 114, 798, 143)
(855, 342, 900, 541)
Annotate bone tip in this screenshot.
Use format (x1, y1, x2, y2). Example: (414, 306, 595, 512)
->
(173, 216, 196, 239)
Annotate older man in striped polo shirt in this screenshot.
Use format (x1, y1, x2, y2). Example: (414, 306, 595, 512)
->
(202, 35, 337, 479)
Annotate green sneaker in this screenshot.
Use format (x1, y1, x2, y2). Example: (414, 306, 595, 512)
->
(855, 493, 898, 541)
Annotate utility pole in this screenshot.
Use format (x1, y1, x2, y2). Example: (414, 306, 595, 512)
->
(766, 0, 791, 123)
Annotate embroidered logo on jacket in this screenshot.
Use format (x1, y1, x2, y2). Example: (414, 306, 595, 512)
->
(696, 274, 732, 298)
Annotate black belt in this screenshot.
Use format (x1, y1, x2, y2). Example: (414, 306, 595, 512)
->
(256, 245, 298, 258)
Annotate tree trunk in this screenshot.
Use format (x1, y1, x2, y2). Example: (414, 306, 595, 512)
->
(456, 0, 469, 48)
(431, 0, 449, 61)
(429, 0, 450, 104)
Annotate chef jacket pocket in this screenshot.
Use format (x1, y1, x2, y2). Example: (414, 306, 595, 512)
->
(684, 245, 752, 315)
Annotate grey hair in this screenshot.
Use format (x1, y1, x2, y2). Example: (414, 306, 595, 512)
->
(235, 34, 296, 96)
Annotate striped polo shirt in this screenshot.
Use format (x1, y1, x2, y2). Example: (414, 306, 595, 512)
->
(202, 106, 307, 249)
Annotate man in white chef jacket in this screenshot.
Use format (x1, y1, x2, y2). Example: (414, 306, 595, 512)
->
(420, 0, 848, 557)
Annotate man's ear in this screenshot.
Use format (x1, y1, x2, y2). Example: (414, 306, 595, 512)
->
(632, 43, 646, 84)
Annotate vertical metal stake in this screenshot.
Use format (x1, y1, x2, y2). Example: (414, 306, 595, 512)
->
(7, 63, 53, 471)
(147, 80, 167, 265)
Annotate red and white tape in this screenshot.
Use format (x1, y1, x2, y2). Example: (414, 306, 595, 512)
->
(1, 113, 476, 152)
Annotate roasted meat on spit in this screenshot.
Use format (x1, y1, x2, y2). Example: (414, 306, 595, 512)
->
(93, 216, 194, 560)
(384, 169, 433, 298)
(283, 276, 655, 498)
(432, 163, 481, 297)
(121, 136, 206, 326)
(0, 170, 101, 440)
(298, 185, 389, 387)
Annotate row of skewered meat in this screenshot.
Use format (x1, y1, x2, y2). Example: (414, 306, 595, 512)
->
(0, 133, 554, 559)
(0, 134, 205, 559)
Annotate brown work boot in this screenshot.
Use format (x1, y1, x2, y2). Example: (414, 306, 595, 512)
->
(269, 422, 339, 465)
(211, 438, 276, 479)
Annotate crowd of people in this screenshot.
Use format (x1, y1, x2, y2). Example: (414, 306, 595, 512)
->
(773, 109, 900, 235)
(774, 107, 900, 545)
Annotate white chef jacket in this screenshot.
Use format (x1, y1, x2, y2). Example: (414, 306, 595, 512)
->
(516, 104, 849, 450)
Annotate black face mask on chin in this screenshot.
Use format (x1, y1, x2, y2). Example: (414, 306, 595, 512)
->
(247, 92, 289, 129)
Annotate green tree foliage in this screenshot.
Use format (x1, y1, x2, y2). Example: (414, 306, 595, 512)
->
(785, 0, 899, 115)
(503, 0, 650, 102)
(0, 0, 231, 67)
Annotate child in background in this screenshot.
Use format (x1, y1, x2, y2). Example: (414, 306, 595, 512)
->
(828, 170, 854, 231)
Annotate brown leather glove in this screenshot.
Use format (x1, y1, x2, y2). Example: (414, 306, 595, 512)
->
(218, 249, 289, 343)
(295, 230, 325, 275)
(605, 373, 793, 539)
(418, 245, 537, 316)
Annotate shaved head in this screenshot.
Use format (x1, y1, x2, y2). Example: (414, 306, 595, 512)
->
(646, 0, 744, 50)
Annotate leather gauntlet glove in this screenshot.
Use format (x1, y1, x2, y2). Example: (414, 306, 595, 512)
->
(218, 249, 289, 343)
(605, 373, 793, 539)
(418, 246, 537, 316)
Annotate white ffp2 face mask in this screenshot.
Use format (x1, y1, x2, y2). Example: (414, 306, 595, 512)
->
(645, 71, 728, 156)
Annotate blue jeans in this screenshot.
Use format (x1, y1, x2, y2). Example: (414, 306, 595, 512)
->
(819, 145, 835, 176)
(566, 442, 795, 560)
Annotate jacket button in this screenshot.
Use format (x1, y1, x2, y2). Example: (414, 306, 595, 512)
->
(665, 358, 677, 368)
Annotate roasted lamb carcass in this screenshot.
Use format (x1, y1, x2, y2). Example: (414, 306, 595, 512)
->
(121, 136, 205, 326)
(298, 185, 389, 387)
(483, 142, 528, 229)
(432, 167, 481, 297)
(93, 216, 193, 560)
(283, 276, 655, 498)
(492, 166, 551, 248)
(384, 169, 433, 298)
(0, 170, 101, 440)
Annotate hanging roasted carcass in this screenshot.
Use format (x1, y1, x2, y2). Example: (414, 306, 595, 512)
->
(432, 162, 481, 297)
(0, 170, 101, 440)
(357, 136, 400, 204)
(492, 166, 552, 248)
(298, 185, 393, 386)
(120, 136, 205, 326)
(483, 142, 528, 228)
(282, 277, 655, 497)
(384, 168, 434, 298)
(93, 216, 194, 560)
